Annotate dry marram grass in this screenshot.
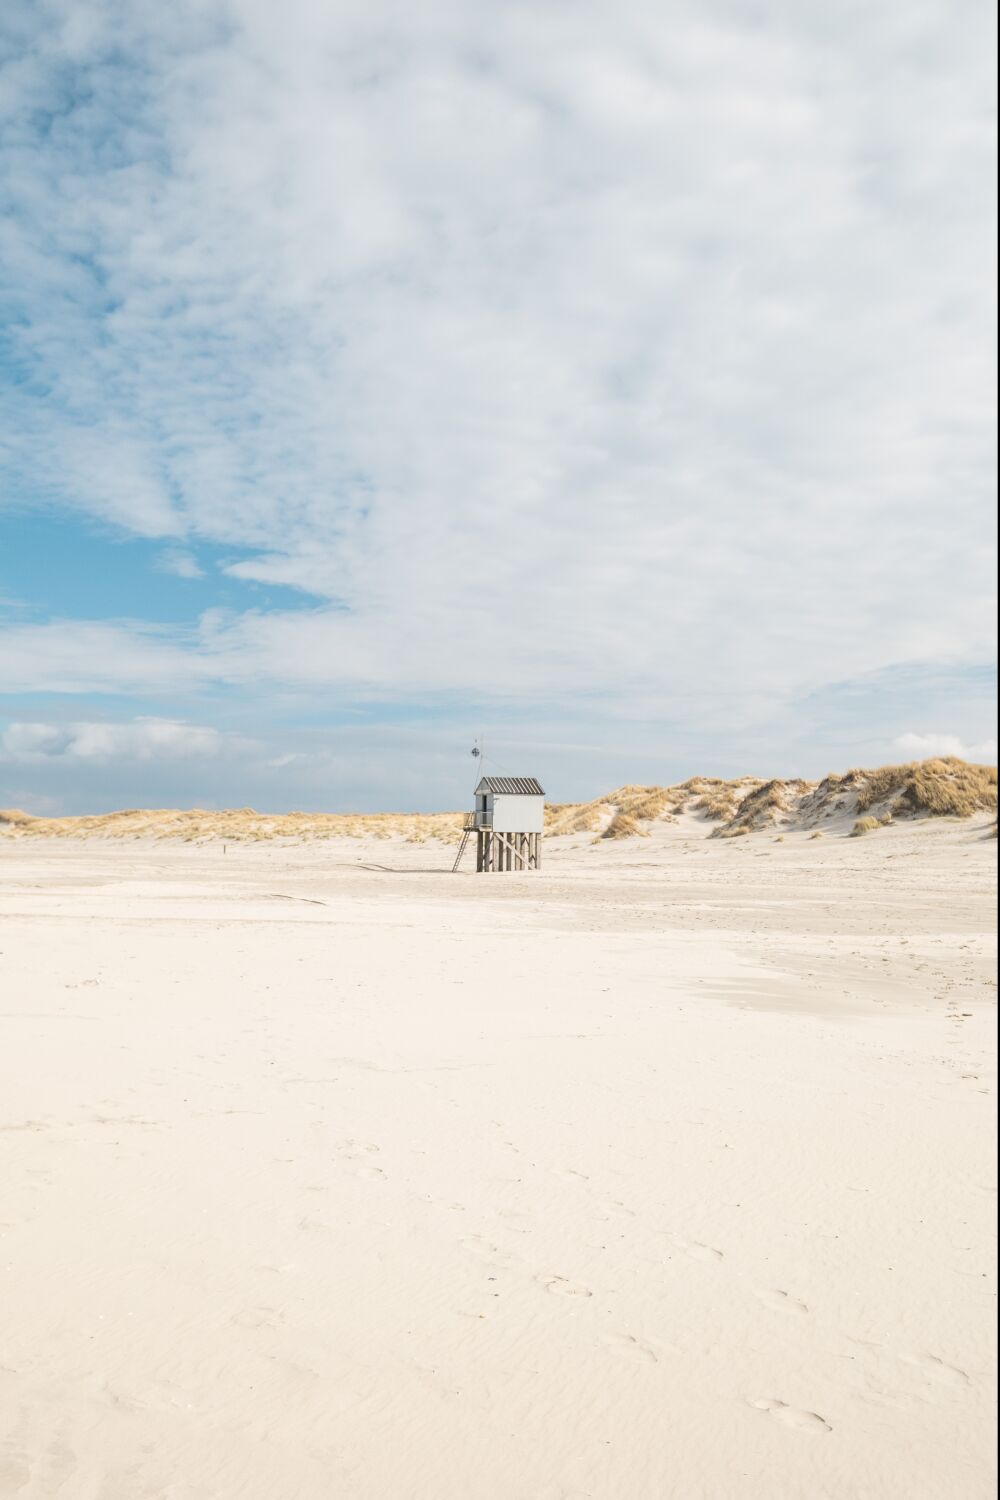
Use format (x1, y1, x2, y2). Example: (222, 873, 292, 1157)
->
(544, 800, 608, 837)
(852, 758, 997, 818)
(0, 807, 466, 844)
(693, 792, 738, 821)
(3, 757, 996, 847)
(601, 811, 649, 841)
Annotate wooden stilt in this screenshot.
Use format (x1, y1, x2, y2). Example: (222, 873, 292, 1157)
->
(472, 826, 543, 872)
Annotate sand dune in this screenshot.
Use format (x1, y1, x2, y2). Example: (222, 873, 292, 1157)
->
(548, 756, 998, 842)
(0, 804, 467, 844)
(2, 756, 995, 846)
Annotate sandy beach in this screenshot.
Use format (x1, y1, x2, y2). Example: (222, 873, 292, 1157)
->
(0, 817, 996, 1499)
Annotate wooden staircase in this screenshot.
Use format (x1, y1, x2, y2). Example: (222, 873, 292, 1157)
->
(452, 821, 476, 872)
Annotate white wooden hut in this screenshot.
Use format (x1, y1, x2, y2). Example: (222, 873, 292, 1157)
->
(469, 776, 545, 871)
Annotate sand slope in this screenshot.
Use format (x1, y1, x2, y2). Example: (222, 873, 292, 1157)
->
(0, 819, 996, 1498)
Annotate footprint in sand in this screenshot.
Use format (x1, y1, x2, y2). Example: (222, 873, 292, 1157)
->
(755, 1288, 808, 1315)
(0, 1456, 31, 1493)
(338, 1138, 381, 1159)
(674, 1237, 724, 1264)
(539, 1275, 592, 1298)
(598, 1199, 636, 1218)
(232, 1306, 282, 1330)
(901, 1352, 970, 1389)
(459, 1235, 511, 1266)
(749, 1398, 831, 1433)
(602, 1332, 658, 1363)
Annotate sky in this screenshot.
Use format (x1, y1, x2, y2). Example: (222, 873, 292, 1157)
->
(1, 0, 996, 814)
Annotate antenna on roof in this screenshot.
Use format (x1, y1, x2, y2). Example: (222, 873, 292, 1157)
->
(470, 735, 486, 789)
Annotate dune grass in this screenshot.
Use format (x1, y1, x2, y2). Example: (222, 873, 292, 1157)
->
(545, 800, 608, 836)
(716, 779, 808, 835)
(853, 757, 997, 818)
(601, 811, 649, 840)
(4, 758, 996, 846)
(693, 792, 738, 820)
(0, 807, 467, 845)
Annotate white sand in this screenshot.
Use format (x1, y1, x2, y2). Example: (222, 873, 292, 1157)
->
(0, 819, 996, 1499)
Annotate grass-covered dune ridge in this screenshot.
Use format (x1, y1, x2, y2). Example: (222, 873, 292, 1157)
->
(1, 757, 995, 843)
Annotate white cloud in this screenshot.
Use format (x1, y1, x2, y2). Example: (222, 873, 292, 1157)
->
(891, 732, 998, 764)
(0, 621, 202, 694)
(157, 549, 205, 579)
(0, 0, 995, 781)
(0, 717, 229, 764)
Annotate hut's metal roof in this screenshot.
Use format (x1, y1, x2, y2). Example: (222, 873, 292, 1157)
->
(476, 776, 545, 796)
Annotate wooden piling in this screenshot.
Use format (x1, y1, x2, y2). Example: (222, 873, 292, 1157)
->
(472, 825, 542, 873)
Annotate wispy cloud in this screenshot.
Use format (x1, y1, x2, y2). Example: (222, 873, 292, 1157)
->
(0, 716, 229, 764)
(891, 732, 998, 764)
(0, 0, 995, 805)
(157, 549, 205, 580)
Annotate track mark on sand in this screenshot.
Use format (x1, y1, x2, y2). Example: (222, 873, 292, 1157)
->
(539, 1275, 592, 1298)
(598, 1199, 636, 1218)
(336, 1137, 381, 1159)
(459, 1235, 512, 1267)
(334, 1138, 385, 1179)
(232, 1306, 282, 1330)
(602, 1332, 658, 1363)
(749, 1398, 831, 1433)
(901, 1352, 970, 1388)
(0, 1454, 31, 1492)
(674, 1237, 724, 1264)
(755, 1288, 808, 1315)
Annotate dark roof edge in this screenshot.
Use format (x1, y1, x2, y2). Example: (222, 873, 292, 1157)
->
(476, 776, 546, 796)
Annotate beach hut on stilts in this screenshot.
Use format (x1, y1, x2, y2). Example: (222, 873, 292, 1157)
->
(452, 775, 545, 871)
